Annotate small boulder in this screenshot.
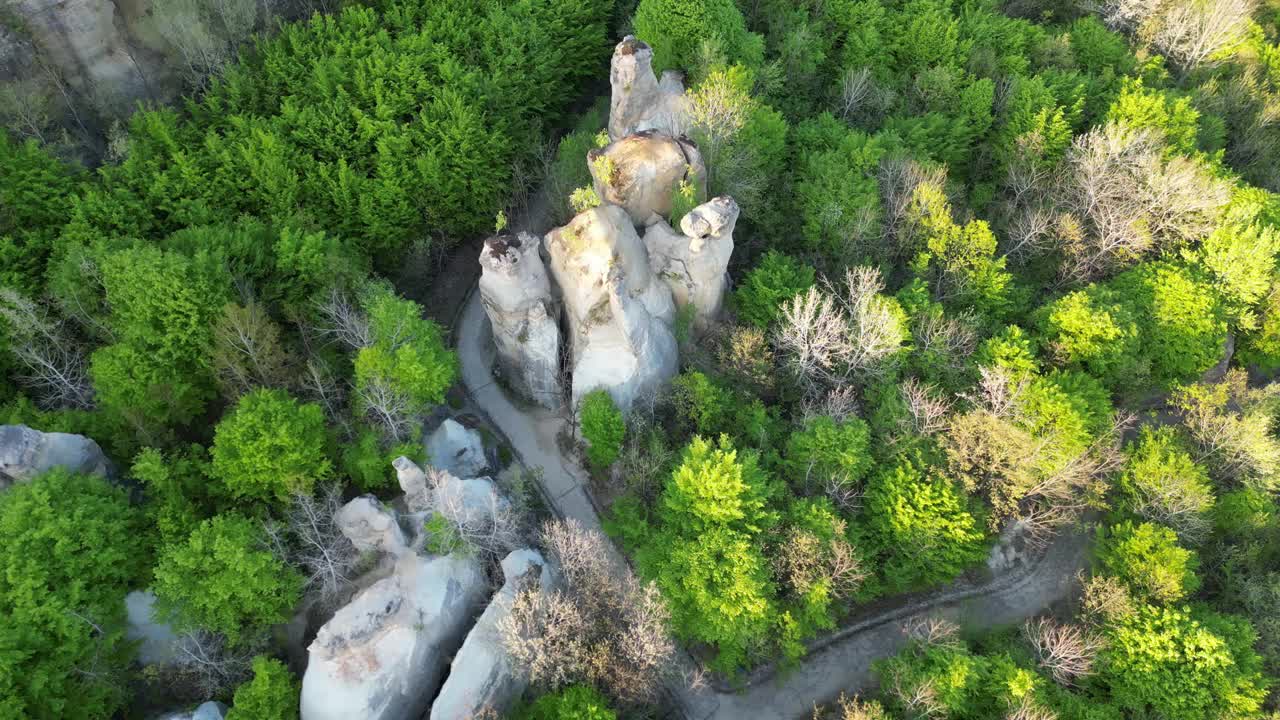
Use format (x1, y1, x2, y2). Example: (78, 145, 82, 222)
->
(336, 496, 408, 557)
(429, 549, 560, 720)
(426, 419, 487, 479)
(191, 702, 228, 720)
(0, 424, 110, 489)
(300, 551, 488, 720)
(394, 455, 432, 513)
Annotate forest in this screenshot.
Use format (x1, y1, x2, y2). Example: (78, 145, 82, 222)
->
(2, 0, 1280, 718)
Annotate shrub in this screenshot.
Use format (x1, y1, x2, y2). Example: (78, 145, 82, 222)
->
(632, 0, 763, 75)
(579, 389, 625, 470)
(516, 685, 617, 720)
(226, 656, 299, 720)
(211, 388, 332, 503)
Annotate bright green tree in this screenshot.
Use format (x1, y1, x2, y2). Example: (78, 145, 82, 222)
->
(579, 389, 625, 470)
(783, 415, 873, 493)
(226, 656, 300, 720)
(632, 0, 764, 75)
(210, 388, 331, 503)
(516, 684, 617, 720)
(735, 251, 816, 328)
(153, 514, 302, 644)
(1095, 521, 1200, 605)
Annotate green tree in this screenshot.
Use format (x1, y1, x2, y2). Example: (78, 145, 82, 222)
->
(516, 685, 617, 720)
(580, 389, 625, 470)
(1095, 521, 1200, 605)
(0, 469, 147, 719)
(1111, 262, 1228, 388)
(153, 514, 302, 644)
(783, 415, 873, 494)
(735, 251, 816, 328)
(1117, 427, 1215, 544)
(210, 388, 332, 503)
(632, 0, 764, 75)
(0, 134, 78, 293)
(1037, 285, 1143, 390)
(226, 655, 300, 720)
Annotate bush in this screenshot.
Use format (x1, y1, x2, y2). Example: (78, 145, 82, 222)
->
(1117, 427, 1215, 544)
(579, 389, 625, 470)
(153, 514, 303, 644)
(210, 389, 332, 503)
(735, 251, 816, 329)
(783, 415, 873, 494)
(0, 469, 147, 719)
(226, 656, 299, 720)
(1095, 521, 1200, 605)
(516, 685, 617, 720)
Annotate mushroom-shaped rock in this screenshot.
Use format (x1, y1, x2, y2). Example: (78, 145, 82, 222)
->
(394, 455, 431, 513)
(546, 205, 678, 412)
(426, 419, 487, 479)
(0, 424, 110, 490)
(589, 131, 706, 226)
(429, 549, 560, 720)
(478, 232, 563, 408)
(336, 495, 408, 556)
(609, 36, 691, 142)
(300, 551, 487, 720)
(645, 196, 739, 331)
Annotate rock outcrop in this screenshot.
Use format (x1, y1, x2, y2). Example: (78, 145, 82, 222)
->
(425, 419, 487, 479)
(589, 131, 706, 226)
(429, 549, 559, 720)
(609, 36, 691, 142)
(394, 455, 433, 514)
(478, 232, 563, 408)
(0, 424, 110, 490)
(300, 551, 487, 720)
(644, 195, 739, 331)
(546, 205, 679, 411)
(337, 496, 408, 556)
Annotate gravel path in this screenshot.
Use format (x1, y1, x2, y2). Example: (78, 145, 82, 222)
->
(455, 288, 1093, 720)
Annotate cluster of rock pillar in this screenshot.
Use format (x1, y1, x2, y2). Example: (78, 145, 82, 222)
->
(478, 36, 739, 414)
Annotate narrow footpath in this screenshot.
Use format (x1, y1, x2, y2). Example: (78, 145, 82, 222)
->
(455, 288, 1093, 720)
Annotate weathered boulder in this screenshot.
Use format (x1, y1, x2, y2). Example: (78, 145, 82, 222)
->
(429, 549, 559, 720)
(478, 232, 563, 408)
(546, 205, 678, 411)
(394, 455, 432, 513)
(430, 469, 511, 531)
(153, 701, 227, 720)
(300, 551, 487, 720)
(609, 36, 691, 142)
(645, 195, 739, 331)
(125, 590, 180, 665)
(337, 496, 408, 556)
(426, 419, 487, 479)
(0, 424, 110, 490)
(589, 131, 706, 227)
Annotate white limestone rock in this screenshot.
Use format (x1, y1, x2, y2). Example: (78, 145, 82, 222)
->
(609, 36, 691, 142)
(478, 232, 563, 408)
(394, 455, 432, 513)
(337, 496, 408, 557)
(429, 549, 559, 720)
(300, 551, 487, 720)
(589, 131, 706, 227)
(125, 591, 180, 665)
(153, 701, 227, 720)
(426, 419, 487, 479)
(430, 468, 511, 531)
(645, 195, 739, 331)
(0, 424, 110, 490)
(546, 205, 679, 412)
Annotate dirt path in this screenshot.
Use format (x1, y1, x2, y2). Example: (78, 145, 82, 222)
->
(453, 286, 1094, 720)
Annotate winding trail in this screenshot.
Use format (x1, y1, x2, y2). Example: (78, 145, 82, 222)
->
(455, 288, 1092, 720)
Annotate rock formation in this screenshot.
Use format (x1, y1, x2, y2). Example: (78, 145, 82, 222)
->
(154, 701, 227, 720)
(429, 549, 559, 720)
(425, 419, 488, 479)
(300, 551, 487, 720)
(644, 195, 739, 331)
(478, 232, 563, 408)
(608, 36, 691, 142)
(394, 455, 432, 514)
(545, 205, 679, 412)
(589, 131, 706, 226)
(0, 424, 110, 490)
(336, 496, 408, 556)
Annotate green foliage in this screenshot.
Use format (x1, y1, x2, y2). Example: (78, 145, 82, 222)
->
(735, 250, 816, 328)
(671, 370, 733, 437)
(783, 415, 873, 493)
(1099, 605, 1267, 720)
(1117, 427, 1215, 541)
(516, 685, 617, 720)
(226, 656, 300, 720)
(133, 444, 220, 548)
(0, 134, 78, 293)
(211, 388, 331, 503)
(423, 513, 464, 555)
(1037, 284, 1143, 390)
(859, 452, 987, 595)
(0, 469, 146, 719)
(1106, 78, 1202, 155)
(153, 514, 302, 644)
(341, 427, 421, 491)
(632, 0, 763, 75)
(580, 389, 625, 470)
(1095, 521, 1201, 605)
(793, 123, 886, 258)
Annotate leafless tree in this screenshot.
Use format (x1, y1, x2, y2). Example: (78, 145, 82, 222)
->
(899, 378, 954, 437)
(963, 366, 1029, 420)
(1022, 617, 1104, 687)
(902, 616, 961, 649)
(313, 287, 372, 351)
(211, 301, 291, 399)
(774, 521, 867, 604)
(354, 375, 417, 441)
(300, 358, 347, 426)
(263, 484, 360, 612)
(777, 287, 848, 393)
(0, 77, 57, 143)
(837, 67, 875, 122)
(879, 156, 948, 257)
(1125, 460, 1215, 545)
(0, 288, 94, 409)
(1173, 370, 1280, 492)
(426, 467, 524, 556)
(166, 629, 257, 698)
(801, 385, 862, 425)
(499, 520, 674, 705)
(1006, 698, 1059, 720)
(912, 310, 979, 376)
(1078, 572, 1137, 627)
(1151, 0, 1257, 72)
(1091, 0, 1162, 33)
(147, 0, 259, 86)
(888, 671, 943, 720)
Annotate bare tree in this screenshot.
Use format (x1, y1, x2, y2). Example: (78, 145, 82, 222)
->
(426, 467, 524, 556)
(774, 520, 867, 605)
(1173, 370, 1280, 492)
(165, 629, 257, 698)
(263, 484, 360, 611)
(1151, 0, 1257, 72)
(902, 615, 961, 648)
(879, 156, 948, 257)
(0, 288, 94, 409)
(1078, 572, 1137, 627)
(1091, 0, 1163, 32)
(147, 0, 260, 86)
(354, 375, 417, 442)
(899, 378, 954, 437)
(211, 301, 291, 399)
(313, 287, 372, 351)
(499, 520, 674, 705)
(1022, 617, 1104, 687)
